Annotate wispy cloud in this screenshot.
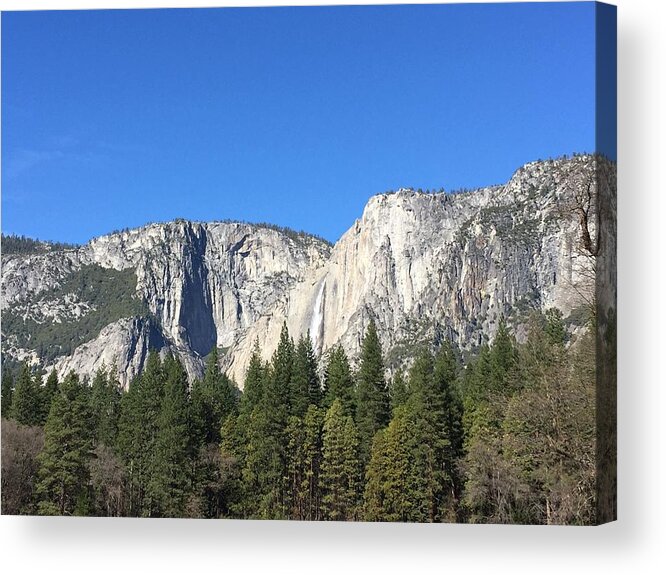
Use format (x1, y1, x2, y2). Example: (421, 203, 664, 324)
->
(3, 149, 66, 181)
(3, 132, 112, 183)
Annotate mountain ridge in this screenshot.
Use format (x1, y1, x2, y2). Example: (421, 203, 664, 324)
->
(1, 153, 612, 387)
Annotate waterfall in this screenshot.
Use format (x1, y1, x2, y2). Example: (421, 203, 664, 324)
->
(309, 279, 326, 353)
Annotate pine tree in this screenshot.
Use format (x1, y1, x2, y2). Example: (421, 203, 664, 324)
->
(240, 339, 265, 416)
(355, 319, 389, 464)
(145, 354, 190, 517)
(1, 367, 14, 419)
(363, 404, 430, 522)
(191, 347, 239, 447)
(301, 405, 324, 519)
(41, 369, 59, 423)
(321, 399, 361, 521)
(36, 372, 93, 515)
(323, 344, 355, 416)
(90, 367, 121, 447)
(10, 363, 42, 426)
(115, 375, 143, 514)
(285, 405, 324, 520)
(271, 322, 294, 414)
(116, 350, 165, 516)
(241, 325, 293, 518)
(433, 341, 465, 515)
(490, 317, 519, 393)
(545, 307, 567, 346)
(404, 349, 445, 521)
(290, 333, 321, 417)
(389, 369, 408, 414)
(231, 341, 266, 474)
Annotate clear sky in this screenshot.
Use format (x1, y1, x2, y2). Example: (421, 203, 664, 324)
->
(2, 2, 603, 245)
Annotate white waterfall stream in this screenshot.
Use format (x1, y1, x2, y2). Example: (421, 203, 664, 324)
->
(309, 279, 326, 353)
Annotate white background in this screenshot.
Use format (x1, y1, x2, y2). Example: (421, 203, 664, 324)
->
(0, 0, 663, 573)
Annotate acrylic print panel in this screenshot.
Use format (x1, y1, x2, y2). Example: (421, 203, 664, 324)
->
(0, 2, 616, 524)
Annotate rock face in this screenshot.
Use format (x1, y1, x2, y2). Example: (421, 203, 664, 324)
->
(1, 155, 606, 387)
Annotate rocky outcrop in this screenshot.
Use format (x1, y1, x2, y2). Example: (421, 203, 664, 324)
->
(225, 155, 599, 381)
(1, 155, 606, 388)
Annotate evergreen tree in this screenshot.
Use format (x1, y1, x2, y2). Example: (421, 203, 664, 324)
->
(231, 341, 266, 475)
(290, 333, 321, 416)
(545, 307, 567, 346)
(36, 372, 93, 515)
(115, 375, 142, 514)
(321, 399, 361, 521)
(41, 369, 59, 423)
(116, 350, 164, 516)
(490, 317, 519, 393)
(217, 413, 244, 516)
(1, 367, 14, 419)
(241, 339, 265, 414)
(10, 363, 41, 426)
(145, 354, 190, 517)
(286, 405, 324, 520)
(90, 367, 121, 447)
(363, 404, 430, 522)
(323, 344, 355, 416)
(241, 324, 293, 518)
(271, 322, 294, 414)
(389, 369, 408, 414)
(355, 319, 390, 464)
(404, 349, 446, 521)
(433, 341, 465, 513)
(191, 347, 239, 447)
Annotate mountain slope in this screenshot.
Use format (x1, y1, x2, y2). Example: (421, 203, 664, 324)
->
(1, 154, 609, 386)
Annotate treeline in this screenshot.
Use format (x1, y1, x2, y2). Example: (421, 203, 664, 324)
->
(1, 233, 77, 255)
(0, 310, 596, 523)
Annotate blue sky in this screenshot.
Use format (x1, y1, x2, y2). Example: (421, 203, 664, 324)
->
(2, 3, 604, 244)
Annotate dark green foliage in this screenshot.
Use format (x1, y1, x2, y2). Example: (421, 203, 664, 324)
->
(363, 405, 431, 522)
(239, 324, 293, 518)
(0, 305, 597, 523)
(89, 368, 121, 447)
(249, 221, 332, 247)
(490, 317, 520, 393)
(190, 348, 239, 447)
(461, 312, 596, 524)
(10, 363, 42, 426)
(1, 233, 76, 255)
(145, 354, 190, 517)
(188, 443, 236, 518)
(41, 369, 59, 423)
(286, 405, 325, 520)
(240, 339, 265, 417)
(545, 307, 567, 345)
(434, 342, 465, 510)
(323, 344, 355, 416)
(2, 264, 147, 363)
(116, 350, 164, 516)
(320, 399, 361, 521)
(1, 368, 14, 419)
(36, 372, 93, 515)
(389, 369, 408, 414)
(355, 319, 390, 464)
(290, 333, 321, 416)
(271, 323, 294, 417)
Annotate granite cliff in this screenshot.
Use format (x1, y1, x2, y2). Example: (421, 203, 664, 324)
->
(1, 154, 609, 387)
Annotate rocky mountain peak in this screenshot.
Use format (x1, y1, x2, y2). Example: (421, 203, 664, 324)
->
(1, 154, 609, 388)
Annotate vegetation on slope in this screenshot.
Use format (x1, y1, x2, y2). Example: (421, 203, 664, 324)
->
(1, 308, 598, 524)
(1, 264, 146, 363)
(1, 234, 77, 256)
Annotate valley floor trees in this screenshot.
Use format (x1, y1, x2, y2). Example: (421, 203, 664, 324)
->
(0, 309, 597, 524)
